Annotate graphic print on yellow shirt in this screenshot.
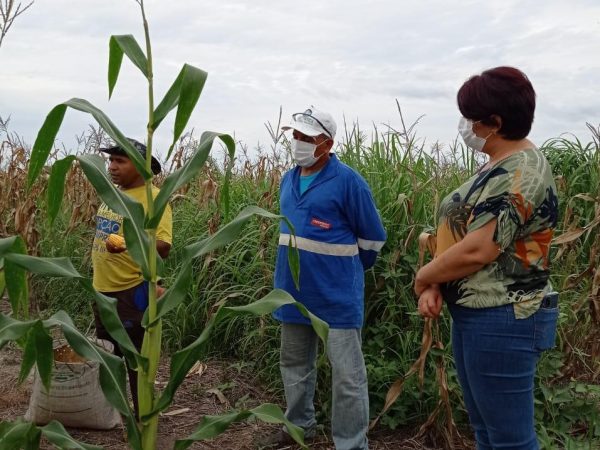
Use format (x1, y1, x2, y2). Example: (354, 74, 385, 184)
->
(92, 185, 172, 292)
(435, 148, 558, 319)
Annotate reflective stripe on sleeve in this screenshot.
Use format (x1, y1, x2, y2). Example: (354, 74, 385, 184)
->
(279, 233, 359, 257)
(357, 238, 385, 252)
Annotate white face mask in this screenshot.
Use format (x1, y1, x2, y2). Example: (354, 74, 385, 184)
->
(291, 138, 322, 167)
(458, 117, 488, 152)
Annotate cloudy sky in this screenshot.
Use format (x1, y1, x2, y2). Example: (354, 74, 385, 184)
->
(1, 0, 599, 158)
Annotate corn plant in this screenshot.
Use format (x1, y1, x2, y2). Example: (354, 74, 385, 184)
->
(0, 1, 328, 449)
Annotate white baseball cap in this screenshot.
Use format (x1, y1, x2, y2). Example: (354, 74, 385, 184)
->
(282, 107, 337, 139)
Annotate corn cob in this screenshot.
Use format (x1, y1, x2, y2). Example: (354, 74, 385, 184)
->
(107, 233, 126, 250)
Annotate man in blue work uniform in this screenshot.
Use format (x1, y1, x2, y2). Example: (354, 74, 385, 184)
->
(261, 107, 386, 450)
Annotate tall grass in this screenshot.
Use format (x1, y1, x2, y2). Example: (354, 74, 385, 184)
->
(2, 115, 599, 447)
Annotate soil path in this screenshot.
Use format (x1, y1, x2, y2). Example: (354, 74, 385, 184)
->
(0, 345, 451, 450)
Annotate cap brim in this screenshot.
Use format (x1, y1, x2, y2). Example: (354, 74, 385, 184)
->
(281, 122, 323, 137)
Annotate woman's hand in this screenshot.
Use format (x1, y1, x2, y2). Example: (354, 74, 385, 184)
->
(418, 285, 443, 319)
(414, 269, 430, 297)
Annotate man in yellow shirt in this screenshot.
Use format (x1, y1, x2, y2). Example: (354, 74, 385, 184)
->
(91, 138, 172, 418)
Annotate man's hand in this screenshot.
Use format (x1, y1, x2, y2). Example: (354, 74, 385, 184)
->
(418, 285, 443, 319)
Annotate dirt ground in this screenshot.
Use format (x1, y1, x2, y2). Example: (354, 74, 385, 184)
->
(0, 344, 455, 450)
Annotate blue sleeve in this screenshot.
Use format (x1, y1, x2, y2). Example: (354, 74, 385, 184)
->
(345, 175, 387, 270)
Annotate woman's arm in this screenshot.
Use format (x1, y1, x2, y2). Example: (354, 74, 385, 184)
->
(414, 219, 500, 296)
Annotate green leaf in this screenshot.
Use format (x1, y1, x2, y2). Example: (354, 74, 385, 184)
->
(186, 206, 287, 259)
(80, 279, 147, 372)
(0, 420, 100, 450)
(63, 98, 150, 179)
(219, 132, 236, 222)
(226, 289, 328, 346)
(5, 254, 83, 279)
(174, 404, 306, 450)
(108, 34, 148, 98)
(77, 154, 150, 279)
(18, 321, 53, 391)
(149, 290, 328, 418)
(0, 420, 41, 450)
(28, 104, 67, 188)
(47, 156, 76, 225)
(0, 314, 37, 348)
(41, 420, 102, 449)
(147, 131, 234, 229)
(0, 236, 29, 319)
(150, 64, 208, 156)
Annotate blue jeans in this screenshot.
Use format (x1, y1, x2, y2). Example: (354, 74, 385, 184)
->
(280, 323, 369, 450)
(448, 300, 559, 450)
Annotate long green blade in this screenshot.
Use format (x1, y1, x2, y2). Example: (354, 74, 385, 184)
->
(28, 104, 67, 188)
(1, 237, 29, 318)
(174, 404, 306, 450)
(41, 421, 102, 449)
(149, 290, 328, 418)
(108, 34, 148, 98)
(147, 131, 234, 229)
(47, 155, 76, 225)
(150, 64, 208, 157)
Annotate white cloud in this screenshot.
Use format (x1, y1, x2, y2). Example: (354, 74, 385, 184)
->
(0, 0, 599, 157)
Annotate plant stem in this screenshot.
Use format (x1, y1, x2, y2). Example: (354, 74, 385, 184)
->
(138, 0, 160, 448)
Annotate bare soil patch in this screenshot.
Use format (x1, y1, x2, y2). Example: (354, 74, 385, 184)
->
(0, 345, 454, 449)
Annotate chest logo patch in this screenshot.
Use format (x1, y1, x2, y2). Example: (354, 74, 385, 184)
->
(310, 218, 332, 230)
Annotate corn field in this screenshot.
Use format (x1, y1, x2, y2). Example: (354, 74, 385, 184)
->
(1, 112, 599, 449)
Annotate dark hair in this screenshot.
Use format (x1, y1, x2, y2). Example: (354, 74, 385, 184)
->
(457, 66, 536, 140)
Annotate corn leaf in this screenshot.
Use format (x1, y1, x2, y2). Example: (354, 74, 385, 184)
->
(216, 131, 236, 221)
(29, 100, 152, 185)
(174, 404, 306, 450)
(0, 248, 145, 373)
(150, 64, 207, 157)
(148, 290, 328, 419)
(18, 321, 53, 391)
(0, 236, 29, 319)
(108, 34, 148, 99)
(0, 420, 41, 450)
(0, 313, 37, 349)
(64, 98, 151, 179)
(147, 131, 234, 228)
(47, 155, 76, 225)
(80, 279, 147, 372)
(41, 420, 102, 449)
(27, 104, 67, 188)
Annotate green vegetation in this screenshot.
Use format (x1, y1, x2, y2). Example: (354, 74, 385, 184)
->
(3, 115, 597, 448)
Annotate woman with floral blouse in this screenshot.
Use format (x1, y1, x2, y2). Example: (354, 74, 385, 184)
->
(415, 66, 559, 450)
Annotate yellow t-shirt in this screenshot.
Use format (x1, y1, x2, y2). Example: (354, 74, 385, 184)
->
(92, 185, 173, 292)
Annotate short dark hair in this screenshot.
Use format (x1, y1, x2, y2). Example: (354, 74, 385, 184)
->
(457, 66, 536, 140)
